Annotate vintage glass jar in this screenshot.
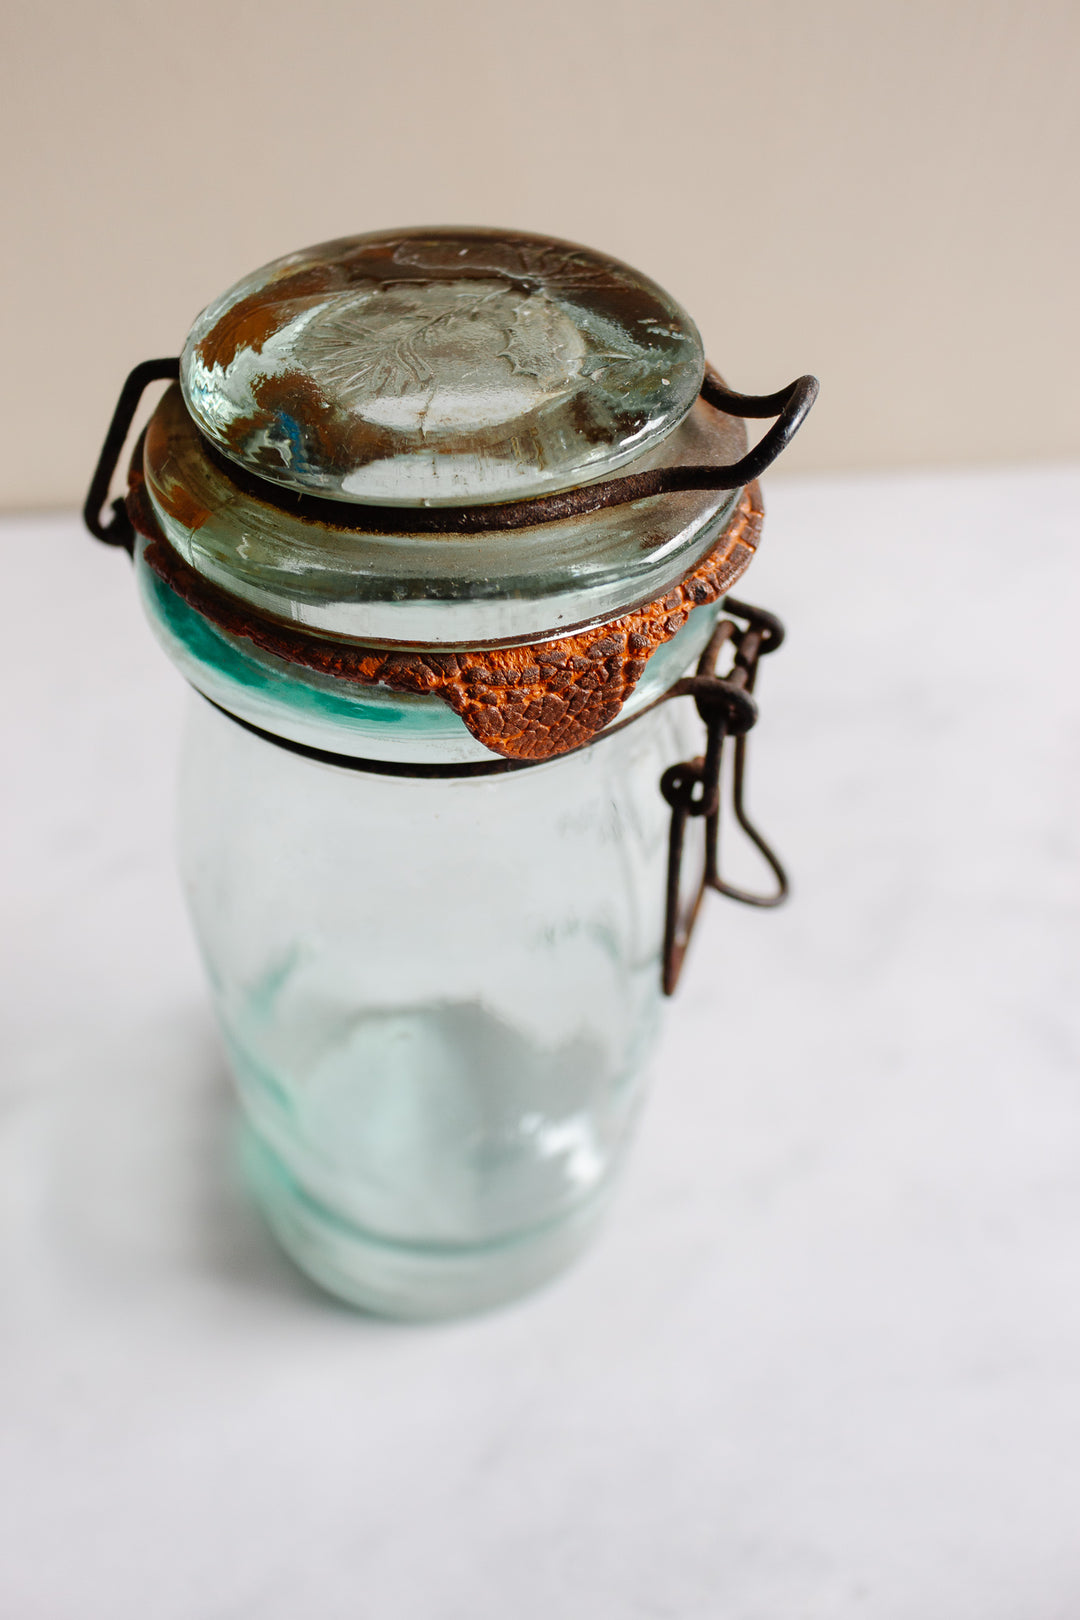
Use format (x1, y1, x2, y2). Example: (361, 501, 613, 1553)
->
(85, 228, 816, 1318)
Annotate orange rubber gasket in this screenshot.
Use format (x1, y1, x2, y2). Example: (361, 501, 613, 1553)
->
(130, 470, 763, 762)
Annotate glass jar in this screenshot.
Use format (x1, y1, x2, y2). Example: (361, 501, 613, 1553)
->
(179, 692, 696, 1318)
(86, 227, 815, 1317)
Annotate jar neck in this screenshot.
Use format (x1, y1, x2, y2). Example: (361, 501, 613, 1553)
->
(130, 472, 764, 766)
(135, 536, 729, 769)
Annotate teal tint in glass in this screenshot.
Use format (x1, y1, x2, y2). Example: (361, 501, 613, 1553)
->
(135, 535, 727, 766)
(180, 227, 705, 507)
(134, 530, 720, 1318)
(178, 691, 699, 1319)
(121, 224, 774, 1320)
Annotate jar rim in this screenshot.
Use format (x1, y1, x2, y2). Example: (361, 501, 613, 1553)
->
(143, 379, 748, 646)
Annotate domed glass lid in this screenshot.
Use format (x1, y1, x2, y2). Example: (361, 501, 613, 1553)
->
(180, 227, 705, 508)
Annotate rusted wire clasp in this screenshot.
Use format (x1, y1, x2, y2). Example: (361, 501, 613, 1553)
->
(659, 597, 788, 994)
(84, 358, 817, 546)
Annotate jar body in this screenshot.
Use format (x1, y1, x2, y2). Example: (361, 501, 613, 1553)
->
(178, 693, 696, 1317)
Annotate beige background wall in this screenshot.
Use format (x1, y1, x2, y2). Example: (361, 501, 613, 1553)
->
(1, 0, 1077, 509)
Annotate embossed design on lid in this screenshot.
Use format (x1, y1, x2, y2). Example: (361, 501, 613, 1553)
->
(181, 228, 705, 507)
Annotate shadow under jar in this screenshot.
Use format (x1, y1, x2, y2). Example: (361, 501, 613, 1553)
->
(86, 226, 816, 1318)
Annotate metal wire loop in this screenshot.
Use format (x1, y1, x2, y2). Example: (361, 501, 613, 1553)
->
(82, 355, 796, 999)
(661, 599, 790, 995)
(83, 357, 180, 548)
(83, 359, 818, 546)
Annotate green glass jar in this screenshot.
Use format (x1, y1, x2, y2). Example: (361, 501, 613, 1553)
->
(86, 227, 816, 1317)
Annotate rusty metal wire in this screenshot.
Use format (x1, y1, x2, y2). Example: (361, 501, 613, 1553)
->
(84, 359, 817, 546)
(195, 596, 790, 998)
(659, 598, 789, 994)
(83, 357, 180, 547)
(84, 360, 795, 995)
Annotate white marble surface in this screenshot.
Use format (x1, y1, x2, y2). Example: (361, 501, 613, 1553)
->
(3, 467, 1080, 1620)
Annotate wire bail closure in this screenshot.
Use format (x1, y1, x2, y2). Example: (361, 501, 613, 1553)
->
(84, 358, 818, 547)
(660, 597, 789, 994)
(189, 595, 792, 998)
(83, 360, 801, 997)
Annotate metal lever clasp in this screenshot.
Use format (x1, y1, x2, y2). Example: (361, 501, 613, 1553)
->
(84, 357, 817, 544)
(659, 597, 789, 995)
(84, 357, 180, 549)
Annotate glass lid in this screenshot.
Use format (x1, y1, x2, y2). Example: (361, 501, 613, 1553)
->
(180, 227, 705, 508)
(142, 382, 748, 646)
